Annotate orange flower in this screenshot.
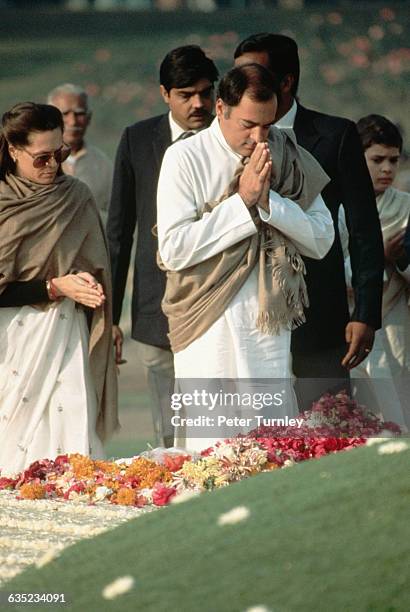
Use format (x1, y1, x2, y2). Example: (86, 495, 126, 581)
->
(124, 458, 172, 489)
(19, 483, 46, 500)
(265, 462, 280, 471)
(95, 460, 121, 476)
(115, 488, 136, 506)
(69, 454, 95, 479)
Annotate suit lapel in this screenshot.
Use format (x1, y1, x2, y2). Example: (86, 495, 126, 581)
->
(152, 114, 172, 170)
(293, 104, 321, 153)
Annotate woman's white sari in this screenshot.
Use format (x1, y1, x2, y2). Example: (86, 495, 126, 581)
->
(339, 188, 410, 431)
(0, 299, 104, 476)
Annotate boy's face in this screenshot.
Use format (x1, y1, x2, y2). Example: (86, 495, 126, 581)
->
(365, 143, 401, 195)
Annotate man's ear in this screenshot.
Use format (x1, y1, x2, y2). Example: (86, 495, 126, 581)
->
(215, 98, 225, 119)
(280, 74, 295, 95)
(160, 85, 170, 106)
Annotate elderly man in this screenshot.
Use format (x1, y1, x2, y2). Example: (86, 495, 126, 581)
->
(48, 83, 113, 224)
(157, 64, 334, 449)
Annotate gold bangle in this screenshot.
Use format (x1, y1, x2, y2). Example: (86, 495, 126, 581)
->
(46, 279, 59, 301)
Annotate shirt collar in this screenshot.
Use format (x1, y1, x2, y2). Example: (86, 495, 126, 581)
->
(168, 112, 199, 142)
(274, 99, 297, 129)
(65, 144, 88, 165)
(210, 117, 242, 160)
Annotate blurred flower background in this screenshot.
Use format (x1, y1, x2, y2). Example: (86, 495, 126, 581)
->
(0, 4, 408, 157)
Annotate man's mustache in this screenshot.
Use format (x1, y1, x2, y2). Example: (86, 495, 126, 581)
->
(189, 110, 209, 118)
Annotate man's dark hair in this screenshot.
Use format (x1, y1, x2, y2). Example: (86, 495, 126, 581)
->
(160, 45, 219, 92)
(217, 63, 280, 108)
(357, 114, 403, 153)
(234, 33, 300, 97)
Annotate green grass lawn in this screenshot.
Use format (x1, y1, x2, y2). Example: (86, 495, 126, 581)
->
(6, 442, 410, 611)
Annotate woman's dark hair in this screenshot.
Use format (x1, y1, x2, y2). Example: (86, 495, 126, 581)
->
(217, 63, 280, 108)
(356, 114, 403, 153)
(234, 33, 300, 97)
(0, 102, 64, 179)
(159, 45, 219, 92)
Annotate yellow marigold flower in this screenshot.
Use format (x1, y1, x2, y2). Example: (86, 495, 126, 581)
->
(124, 457, 172, 488)
(265, 462, 279, 471)
(19, 483, 46, 500)
(115, 488, 136, 506)
(94, 460, 121, 475)
(69, 454, 95, 479)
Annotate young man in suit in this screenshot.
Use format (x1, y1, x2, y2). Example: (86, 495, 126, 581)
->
(234, 33, 385, 409)
(107, 46, 218, 447)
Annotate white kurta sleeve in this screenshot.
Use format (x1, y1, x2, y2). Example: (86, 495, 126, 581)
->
(157, 147, 258, 271)
(257, 191, 334, 259)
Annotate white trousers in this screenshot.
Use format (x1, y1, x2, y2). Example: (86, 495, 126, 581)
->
(173, 272, 297, 451)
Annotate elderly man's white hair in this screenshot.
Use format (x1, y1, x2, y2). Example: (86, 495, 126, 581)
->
(47, 83, 89, 106)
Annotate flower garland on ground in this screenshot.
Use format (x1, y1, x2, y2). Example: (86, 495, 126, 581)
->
(0, 393, 402, 507)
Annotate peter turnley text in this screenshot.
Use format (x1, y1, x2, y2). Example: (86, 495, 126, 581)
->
(171, 415, 304, 428)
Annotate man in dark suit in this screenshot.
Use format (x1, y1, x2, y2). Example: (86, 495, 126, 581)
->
(234, 33, 385, 409)
(107, 46, 219, 446)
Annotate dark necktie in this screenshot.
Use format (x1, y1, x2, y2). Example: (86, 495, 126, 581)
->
(176, 131, 194, 141)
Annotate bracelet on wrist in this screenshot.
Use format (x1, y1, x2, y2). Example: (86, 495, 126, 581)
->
(46, 278, 60, 301)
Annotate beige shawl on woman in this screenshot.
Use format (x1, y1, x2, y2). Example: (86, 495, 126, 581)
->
(0, 173, 118, 441)
(159, 129, 330, 353)
(377, 186, 410, 317)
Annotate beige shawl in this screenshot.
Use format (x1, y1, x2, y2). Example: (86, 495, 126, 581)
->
(0, 173, 118, 441)
(159, 128, 330, 353)
(377, 186, 410, 317)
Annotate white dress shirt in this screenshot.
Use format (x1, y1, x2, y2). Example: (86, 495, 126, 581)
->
(274, 99, 298, 129)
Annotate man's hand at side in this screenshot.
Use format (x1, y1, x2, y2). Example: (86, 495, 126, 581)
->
(112, 324, 124, 365)
(342, 321, 375, 369)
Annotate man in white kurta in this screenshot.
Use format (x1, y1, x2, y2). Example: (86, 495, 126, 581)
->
(157, 65, 334, 449)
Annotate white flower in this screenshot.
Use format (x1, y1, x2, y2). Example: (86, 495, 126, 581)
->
(214, 444, 236, 461)
(94, 486, 112, 502)
(283, 459, 296, 468)
(244, 606, 272, 612)
(102, 575, 135, 600)
(171, 490, 200, 504)
(377, 441, 409, 455)
(366, 437, 390, 447)
(217, 505, 250, 526)
(366, 430, 395, 446)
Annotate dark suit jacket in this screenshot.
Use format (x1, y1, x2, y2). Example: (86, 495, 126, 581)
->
(107, 114, 172, 348)
(291, 104, 384, 355)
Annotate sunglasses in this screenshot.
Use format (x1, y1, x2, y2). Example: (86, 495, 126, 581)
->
(20, 144, 71, 168)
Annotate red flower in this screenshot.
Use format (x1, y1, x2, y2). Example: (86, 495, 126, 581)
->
(152, 483, 177, 506)
(0, 476, 18, 490)
(163, 454, 191, 472)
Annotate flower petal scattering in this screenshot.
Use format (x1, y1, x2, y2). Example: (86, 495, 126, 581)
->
(217, 506, 250, 526)
(102, 575, 135, 600)
(377, 441, 409, 455)
(0, 393, 403, 508)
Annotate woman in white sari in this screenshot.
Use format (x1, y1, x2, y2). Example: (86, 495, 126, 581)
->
(0, 102, 118, 476)
(339, 115, 410, 430)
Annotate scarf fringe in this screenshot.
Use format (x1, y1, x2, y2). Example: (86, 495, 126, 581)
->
(256, 310, 307, 335)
